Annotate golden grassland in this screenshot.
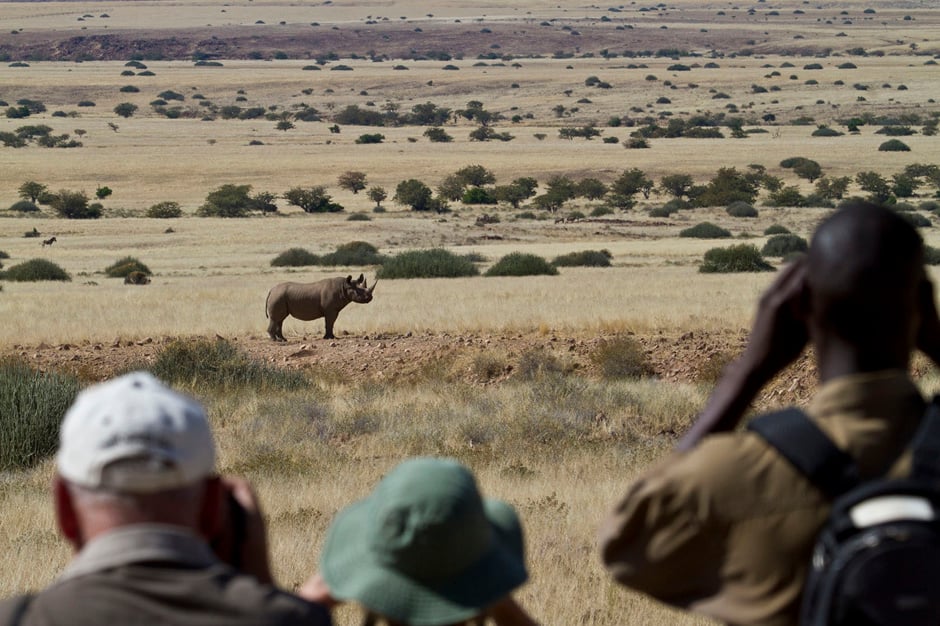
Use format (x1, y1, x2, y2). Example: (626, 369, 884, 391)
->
(0, 1, 939, 623)
(0, 208, 834, 344)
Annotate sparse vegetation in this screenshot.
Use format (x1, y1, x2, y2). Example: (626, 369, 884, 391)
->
(762, 234, 808, 257)
(104, 256, 151, 278)
(377, 249, 479, 279)
(0, 259, 71, 282)
(699, 244, 774, 273)
(0, 358, 81, 470)
(680, 222, 731, 239)
(485, 253, 558, 277)
(271, 248, 319, 267)
(552, 250, 612, 267)
(591, 336, 654, 379)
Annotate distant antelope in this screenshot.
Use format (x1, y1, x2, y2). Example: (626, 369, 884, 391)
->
(41, 236, 57, 247)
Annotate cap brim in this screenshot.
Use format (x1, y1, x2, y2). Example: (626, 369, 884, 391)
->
(320, 497, 527, 626)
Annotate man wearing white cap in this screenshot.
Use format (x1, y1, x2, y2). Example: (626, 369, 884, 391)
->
(0, 371, 331, 626)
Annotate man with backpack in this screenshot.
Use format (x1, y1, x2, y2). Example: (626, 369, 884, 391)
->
(600, 201, 940, 625)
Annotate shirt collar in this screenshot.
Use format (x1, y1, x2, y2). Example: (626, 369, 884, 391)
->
(57, 524, 218, 583)
(810, 370, 923, 419)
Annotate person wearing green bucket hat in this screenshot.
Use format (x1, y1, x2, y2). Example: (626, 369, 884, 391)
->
(300, 457, 539, 626)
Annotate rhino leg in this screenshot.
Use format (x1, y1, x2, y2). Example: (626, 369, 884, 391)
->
(268, 318, 286, 342)
(323, 313, 338, 340)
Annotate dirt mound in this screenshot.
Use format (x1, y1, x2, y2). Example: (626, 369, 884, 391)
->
(5, 328, 820, 409)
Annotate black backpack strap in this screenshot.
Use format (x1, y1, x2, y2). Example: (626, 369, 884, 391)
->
(748, 408, 860, 499)
(5, 594, 33, 626)
(910, 395, 940, 482)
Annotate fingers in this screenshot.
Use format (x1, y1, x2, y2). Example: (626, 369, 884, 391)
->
(218, 476, 273, 584)
(298, 573, 340, 608)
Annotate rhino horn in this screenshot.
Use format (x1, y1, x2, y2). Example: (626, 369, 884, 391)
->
(368, 279, 377, 294)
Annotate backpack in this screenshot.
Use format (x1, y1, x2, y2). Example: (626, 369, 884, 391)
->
(748, 397, 940, 626)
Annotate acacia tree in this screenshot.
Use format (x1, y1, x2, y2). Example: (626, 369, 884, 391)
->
(394, 179, 433, 211)
(338, 171, 368, 194)
(660, 174, 694, 199)
(283, 186, 343, 212)
(453, 165, 496, 188)
(608, 168, 653, 209)
(855, 171, 892, 203)
(50, 190, 101, 219)
(18, 180, 47, 204)
(367, 186, 387, 209)
(113, 103, 138, 118)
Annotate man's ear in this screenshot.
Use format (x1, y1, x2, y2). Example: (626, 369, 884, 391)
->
(54, 476, 82, 549)
(199, 476, 224, 540)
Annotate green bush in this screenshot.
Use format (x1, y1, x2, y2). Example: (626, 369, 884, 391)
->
(762, 234, 809, 257)
(146, 201, 182, 218)
(271, 248, 319, 267)
(347, 212, 371, 221)
(764, 224, 791, 235)
(699, 244, 774, 273)
(590, 206, 614, 217)
(148, 339, 308, 391)
(920, 200, 940, 213)
(377, 249, 480, 279)
(0, 258, 70, 281)
(726, 201, 758, 218)
(9, 199, 39, 212)
(105, 256, 151, 278)
(879, 139, 911, 152)
(0, 251, 8, 259)
(590, 336, 654, 379)
(680, 222, 731, 238)
(552, 249, 613, 267)
(0, 358, 81, 470)
(485, 252, 558, 277)
(318, 241, 385, 266)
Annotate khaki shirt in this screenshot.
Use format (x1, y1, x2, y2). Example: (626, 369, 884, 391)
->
(0, 524, 330, 626)
(599, 371, 925, 626)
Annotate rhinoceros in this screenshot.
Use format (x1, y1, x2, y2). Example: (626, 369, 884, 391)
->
(265, 274, 376, 341)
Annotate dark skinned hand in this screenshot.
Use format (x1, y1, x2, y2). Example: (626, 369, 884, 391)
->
(677, 259, 810, 451)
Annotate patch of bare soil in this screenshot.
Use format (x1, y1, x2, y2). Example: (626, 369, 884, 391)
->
(5, 328, 822, 410)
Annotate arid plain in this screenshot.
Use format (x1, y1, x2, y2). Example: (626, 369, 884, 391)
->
(1, 1, 940, 624)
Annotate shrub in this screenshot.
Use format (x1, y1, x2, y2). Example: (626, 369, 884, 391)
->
(552, 250, 613, 267)
(270, 248, 319, 267)
(726, 201, 758, 217)
(899, 212, 931, 228)
(113, 102, 138, 118)
(146, 201, 182, 218)
(50, 190, 100, 219)
(347, 212, 371, 221)
(699, 244, 774, 273)
(148, 339, 308, 391)
(485, 253, 558, 277)
(879, 139, 911, 152)
(0, 258, 71, 281)
(919, 200, 940, 213)
(764, 224, 791, 235)
(105, 256, 151, 278)
(812, 126, 844, 137)
(377, 249, 479, 279)
(9, 199, 39, 212)
(590, 206, 614, 217)
(318, 241, 386, 266)
(762, 234, 809, 257)
(680, 222, 732, 238)
(0, 358, 81, 470)
(355, 133, 385, 144)
(924, 245, 940, 265)
(590, 336, 654, 379)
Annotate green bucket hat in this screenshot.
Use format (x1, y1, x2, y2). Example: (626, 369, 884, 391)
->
(319, 457, 528, 626)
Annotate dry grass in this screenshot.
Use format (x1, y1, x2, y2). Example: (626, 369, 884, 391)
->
(0, 373, 713, 625)
(0, 2, 938, 623)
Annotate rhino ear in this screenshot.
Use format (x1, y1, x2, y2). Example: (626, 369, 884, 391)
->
(345, 275, 353, 284)
(356, 273, 365, 285)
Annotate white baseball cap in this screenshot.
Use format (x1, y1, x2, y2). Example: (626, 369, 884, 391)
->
(57, 372, 215, 493)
